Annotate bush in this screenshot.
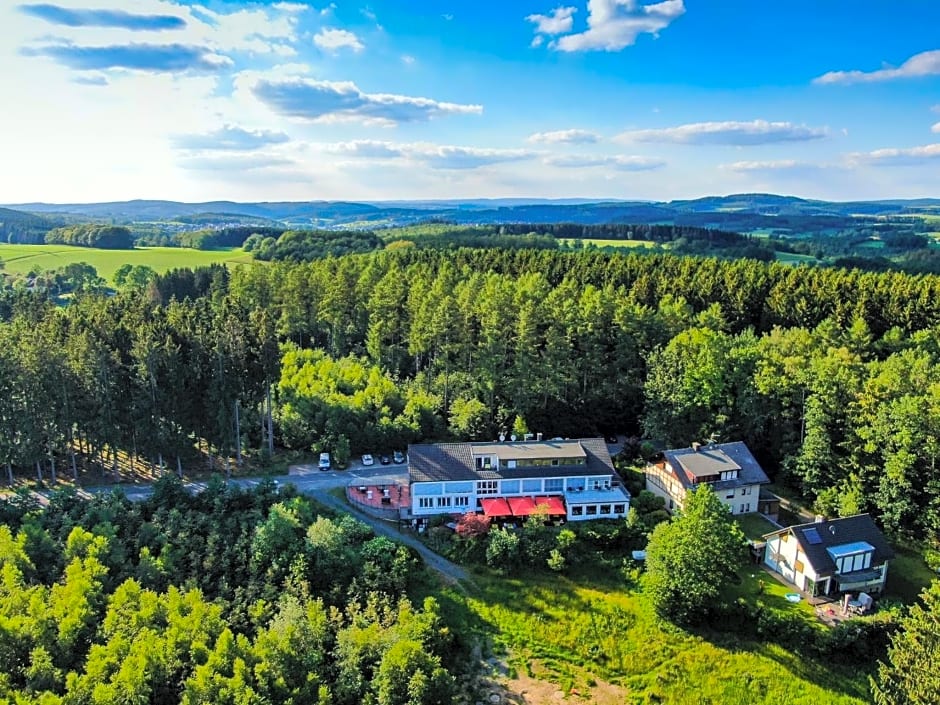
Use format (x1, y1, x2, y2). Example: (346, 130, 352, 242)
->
(486, 528, 520, 571)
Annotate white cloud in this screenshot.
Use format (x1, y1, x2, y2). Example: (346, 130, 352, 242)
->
(932, 122, 940, 134)
(321, 140, 537, 169)
(617, 120, 828, 145)
(526, 6, 577, 35)
(527, 128, 600, 144)
(314, 28, 364, 53)
(178, 153, 295, 171)
(401, 54, 416, 65)
(850, 143, 940, 166)
(545, 154, 664, 170)
(173, 125, 290, 151)
(537, 0, 685, 53)
(723, 160, 814, 172)
(814, 49, 940, 85)
(251, 77, 483, 125)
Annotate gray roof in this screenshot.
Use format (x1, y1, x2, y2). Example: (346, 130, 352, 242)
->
(662, 441, 770, 492)
(408, 438, 615, 484)
(763, 514, 895, 578)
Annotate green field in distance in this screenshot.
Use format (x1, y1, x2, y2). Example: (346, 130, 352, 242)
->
(0, 244, 255, 281)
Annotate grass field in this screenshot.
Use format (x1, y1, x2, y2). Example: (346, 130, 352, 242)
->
(563, 238, 659, 250)
(0, 244, 255, 281)
(733, 513, 781, 541)
(451, 565, 869, 704)
(776, 252, 821, 265)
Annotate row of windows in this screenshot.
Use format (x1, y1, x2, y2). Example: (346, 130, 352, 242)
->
(476, 478, 569, 495)
(570, 503, 627, 516)
(418, 496, 472, 509)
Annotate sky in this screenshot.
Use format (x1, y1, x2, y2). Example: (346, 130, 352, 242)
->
(2, 0, 939, 203)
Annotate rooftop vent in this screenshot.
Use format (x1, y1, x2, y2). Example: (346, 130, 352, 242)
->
(691, 441, 701, 452)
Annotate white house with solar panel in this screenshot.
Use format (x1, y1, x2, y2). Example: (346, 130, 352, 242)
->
(406, 438, 630, 524)
(762, 514, 894, 597)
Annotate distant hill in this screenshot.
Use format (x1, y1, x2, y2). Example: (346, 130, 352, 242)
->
(0, 207, 61, 244)
(5, 194, 940, 233)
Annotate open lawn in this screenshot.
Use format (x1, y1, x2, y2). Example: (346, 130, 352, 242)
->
(447, 564, 870, 704)
(776, 252, 821, 265)
(733, 512, 782, 541)
(563, 238, 659, 250)
(0, 244, 255, 281)
(886, 544, 937, 602)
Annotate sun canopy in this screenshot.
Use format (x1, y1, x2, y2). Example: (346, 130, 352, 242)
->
(534, 496, 566, 515)
(480, 497, 513, 517)
(507, 496, 537, 516)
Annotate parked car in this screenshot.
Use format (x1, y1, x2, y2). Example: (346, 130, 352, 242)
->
(318, 452, 331, 471)
(393, 450, 406, 464)
(379, 454, 391, 465)
(361, 454, 374, 466)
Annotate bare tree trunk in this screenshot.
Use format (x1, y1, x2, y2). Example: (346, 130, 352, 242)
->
(176, 455, 182, 479)
(71, 452, 78, 481)
(266, 385, 274, 454)
(234, 400, 241, 467)
(7, 462, 13, 486)
(112, 447, 119, 481)
(49, 453, 56, 485)
(158, 453, 164, 476)
(36, 461, 42, 483)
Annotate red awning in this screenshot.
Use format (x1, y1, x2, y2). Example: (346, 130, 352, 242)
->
(507, 496, 537, 516)
(480, 497, 513, 517)
(535, 496, 566, 515)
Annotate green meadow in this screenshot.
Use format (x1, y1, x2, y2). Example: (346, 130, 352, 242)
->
(444, 568, 871, 705)
(563, 238, 660, 250)
(0, 244, 255, 281)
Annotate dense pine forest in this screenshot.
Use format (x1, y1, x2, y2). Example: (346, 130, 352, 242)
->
(3, 248, 940, 541)
(0, 480, 457, 704)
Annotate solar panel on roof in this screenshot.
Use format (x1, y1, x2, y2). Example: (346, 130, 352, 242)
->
(803, 528, 823, 544)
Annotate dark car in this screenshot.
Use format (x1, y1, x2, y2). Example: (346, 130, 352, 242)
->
(393, 450, 406, 464)
(380, 454, 391, 465)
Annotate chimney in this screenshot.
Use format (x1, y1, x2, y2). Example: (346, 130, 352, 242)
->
(691, 442, 701, 452)
(814, 515, 825, 523)
(536, 432, 543, 441)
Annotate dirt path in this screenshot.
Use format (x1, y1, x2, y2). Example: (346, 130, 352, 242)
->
(309, 490, 470, 585)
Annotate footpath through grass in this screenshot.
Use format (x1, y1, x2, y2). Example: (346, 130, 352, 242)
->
(0, 243, 255, 280)
(455, 563, 871, 705)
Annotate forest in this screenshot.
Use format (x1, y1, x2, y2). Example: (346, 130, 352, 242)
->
(1, 247, 940, 544)
(0, 479, 458, 704)
(44, 225, 135, 250)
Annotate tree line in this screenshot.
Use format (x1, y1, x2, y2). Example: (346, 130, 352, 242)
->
(44, 224, 134, 249)
(4, 248, 940, 536)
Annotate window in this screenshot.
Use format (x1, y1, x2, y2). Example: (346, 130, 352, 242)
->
(476, 480, 498, 495)
(613, 504, 626, 514)
(544, 478, 564, 493)
(745, 503, 751, 512)
(726, 490, 735, 499)
(571, 506, 583, 516)
(551, 458, 560, 466)
(600, 504, 612, 515)
(740, 488, 747, 496)
(507, 460, 517, 469)
(418, 497, 433, 508)
(739, 504, 746, 514)
(501, 480, 520, 494)
(436, 497, 452, 508)
(566, 477, 586, 491)
(585, 505, 597, 515)
(475, 456, 494, 470)
(795, 559, 805, 573)
(522, 479, 542, 493)
(454, 496, 470, 507)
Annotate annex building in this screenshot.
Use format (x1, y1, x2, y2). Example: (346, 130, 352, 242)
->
(645, 441, 771, 514)
(407, 438, 630, 523)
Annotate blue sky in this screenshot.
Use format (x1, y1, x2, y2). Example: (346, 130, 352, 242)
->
(2, 0, 939, 202)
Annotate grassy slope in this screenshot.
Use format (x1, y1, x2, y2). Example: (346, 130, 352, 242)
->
(0, 244, 255, 281)
(457, 568, 869, 705)
(562, 238, 659, 249)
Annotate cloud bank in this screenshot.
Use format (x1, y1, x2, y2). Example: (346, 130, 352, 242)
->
(18, 3, 186, 30)
(325, 140, 536, 169)
(545, 154, 664, 170)
(252, 78, 482, 125)
(618, 120, 827, 145)
(527, 128, 600, 144)
(314, 28, 364, 53)
(173, 125, 290, 151)
(22, 42, 233, 72)
(815, 49, 940, 85)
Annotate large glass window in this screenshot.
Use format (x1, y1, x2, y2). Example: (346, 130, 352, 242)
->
(476, 481, 498, 495)
(566, 477, 586, 491)
(501, 480, 520, 494)
(522, 479, 542, 493)
(544, 478, 564, 493)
